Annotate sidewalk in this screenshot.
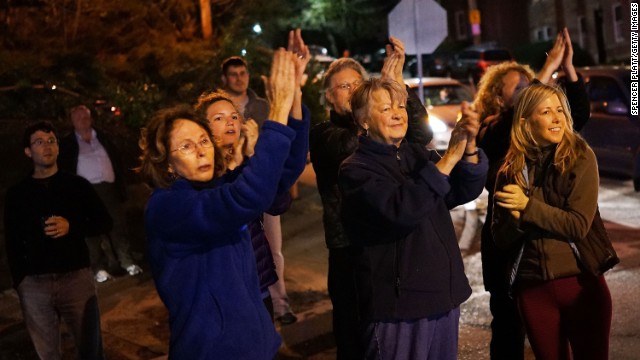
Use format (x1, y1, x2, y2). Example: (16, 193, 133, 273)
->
(1, 164, 639, 359)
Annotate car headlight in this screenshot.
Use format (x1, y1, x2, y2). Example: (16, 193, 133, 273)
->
(428, 115, 448, 134)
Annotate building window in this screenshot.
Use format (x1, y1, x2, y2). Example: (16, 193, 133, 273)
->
(613, 4, 624, 42)
(535, 26, 553, 41)
(455, 11, 468, 40)
(577, 16, 587, 48)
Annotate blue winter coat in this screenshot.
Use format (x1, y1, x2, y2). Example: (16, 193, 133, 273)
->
(145, 111, 309, 359)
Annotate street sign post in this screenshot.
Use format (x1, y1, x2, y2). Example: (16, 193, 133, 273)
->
(389, 0, 448, 103)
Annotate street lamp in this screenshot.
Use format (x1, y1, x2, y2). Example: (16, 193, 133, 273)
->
(253, 23, 262, 34)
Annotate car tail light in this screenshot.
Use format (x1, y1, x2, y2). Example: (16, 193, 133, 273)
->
(477, 60, 489, 71)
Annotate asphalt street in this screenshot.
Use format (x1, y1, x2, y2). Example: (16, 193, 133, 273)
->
(0, 166, 638, 359)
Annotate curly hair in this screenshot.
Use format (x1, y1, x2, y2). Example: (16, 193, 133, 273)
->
(137, 105, 225, 188)
(475, 62, 535, 121)
(498, 83, 588, 190)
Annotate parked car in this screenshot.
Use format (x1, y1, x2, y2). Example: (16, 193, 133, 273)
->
(405, 77, 475, 151)
(555, 66, 638, 191)
(448, 44, 513, 85)
(406, 53, 453, 78)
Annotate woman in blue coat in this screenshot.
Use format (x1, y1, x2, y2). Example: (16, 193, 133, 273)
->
(138, 49, 309, 359)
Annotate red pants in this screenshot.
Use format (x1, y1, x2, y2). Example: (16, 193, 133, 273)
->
(517, 274, 611, 360)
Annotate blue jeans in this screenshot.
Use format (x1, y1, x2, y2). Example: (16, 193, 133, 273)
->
(17, 267, 104, 360)
(364, 307, 460, 360)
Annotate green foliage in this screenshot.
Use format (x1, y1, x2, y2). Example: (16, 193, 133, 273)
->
(110, 81, 163, 129)
(0, 0, 358, 132)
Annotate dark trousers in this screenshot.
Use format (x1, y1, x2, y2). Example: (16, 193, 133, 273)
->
(17, 268, 103, 360)
(489, 286, 525, 360)
(328, 246, 363, 360)
(518, 274, 612, 360)
(482, 220, 526, 360)
(363, 307, 460, 360)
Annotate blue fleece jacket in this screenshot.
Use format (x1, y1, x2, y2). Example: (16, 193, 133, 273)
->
(145, 110, 309, 359)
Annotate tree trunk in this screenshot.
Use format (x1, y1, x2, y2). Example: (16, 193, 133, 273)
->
(200, 0, 212, 40)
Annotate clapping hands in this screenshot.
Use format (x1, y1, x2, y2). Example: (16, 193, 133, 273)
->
(381, 36, 406, 86)
(263, 49, 297, 125)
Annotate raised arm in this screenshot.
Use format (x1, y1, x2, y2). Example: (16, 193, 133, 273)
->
(263, 49, 297, 125)
(287, 28, 311, 120)
(536, 30, 565, 84)
(380, 36, 406, 86)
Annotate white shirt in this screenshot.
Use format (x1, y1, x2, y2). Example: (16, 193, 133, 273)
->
(75, 129, 115, 184)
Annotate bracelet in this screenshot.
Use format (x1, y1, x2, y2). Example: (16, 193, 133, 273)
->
(464, 149, 479, 156)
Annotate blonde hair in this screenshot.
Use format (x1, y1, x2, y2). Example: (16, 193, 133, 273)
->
(194, 90, 241, 118)
(499, 83, 588, 189)
(475, 62, 535, 121)
(349, 77, 407, 132)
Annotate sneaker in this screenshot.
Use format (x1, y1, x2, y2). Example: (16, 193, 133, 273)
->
(95, 270, 113, 283)
(275, 311, 298, 325)
(126, 264, 143, 276)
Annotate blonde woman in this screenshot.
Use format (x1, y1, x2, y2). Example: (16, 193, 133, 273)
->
(475, 28, 591, 360)
(492, 83, 617, 360)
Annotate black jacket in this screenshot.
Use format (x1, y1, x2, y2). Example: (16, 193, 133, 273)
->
(339, 136, 488, 321)
(58, 129, 128, 202)
(309, 87, 432, 249)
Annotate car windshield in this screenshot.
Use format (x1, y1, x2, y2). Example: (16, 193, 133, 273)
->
(418, 84, 474, 107)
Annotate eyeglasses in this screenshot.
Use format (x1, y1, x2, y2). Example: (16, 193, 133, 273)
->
(171, 138, 214, 155)
(332, 81, 362, 92)
(31, 138, 58, 147)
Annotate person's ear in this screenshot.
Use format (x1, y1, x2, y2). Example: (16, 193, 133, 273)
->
(324, 89, 335, 107)
(24, 147, 32, 158)
(496, 96, 505, 108)
(221, 74, 228, 86)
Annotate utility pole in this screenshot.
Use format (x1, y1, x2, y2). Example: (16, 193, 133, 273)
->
(555, 0, 566, 30)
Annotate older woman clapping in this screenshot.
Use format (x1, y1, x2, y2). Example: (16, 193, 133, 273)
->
(338, 77, 488, 359)
(138, 49, 309, 359)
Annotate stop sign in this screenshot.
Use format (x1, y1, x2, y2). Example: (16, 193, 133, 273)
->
(388, 0, 448, 55)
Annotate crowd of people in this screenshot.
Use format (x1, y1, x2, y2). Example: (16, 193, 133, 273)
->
(3, 27, 619, 359)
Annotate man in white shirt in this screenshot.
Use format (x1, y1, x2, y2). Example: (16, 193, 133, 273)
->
(59, 105, 142, 282)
